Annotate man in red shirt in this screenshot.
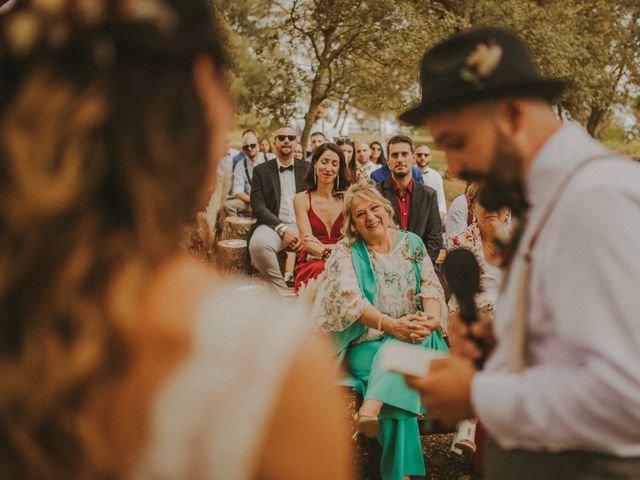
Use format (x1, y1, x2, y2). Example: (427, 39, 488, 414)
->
(376, 135, 442, 264)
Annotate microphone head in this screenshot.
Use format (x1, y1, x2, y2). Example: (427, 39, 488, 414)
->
(443, 248, 481, 299)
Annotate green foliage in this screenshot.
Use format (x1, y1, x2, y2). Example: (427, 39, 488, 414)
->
(216, 0, 640, 143)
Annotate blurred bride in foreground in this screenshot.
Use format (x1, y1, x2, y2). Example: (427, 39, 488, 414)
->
(0, 1, 351, 479)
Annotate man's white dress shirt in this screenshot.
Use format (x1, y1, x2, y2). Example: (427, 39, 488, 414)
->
(444, 194, 469, 235)
(421, 166, 447, 215)
(231, 155, 266, 196)
(471, 122, 640, 456)
(276, 159, 296, 225)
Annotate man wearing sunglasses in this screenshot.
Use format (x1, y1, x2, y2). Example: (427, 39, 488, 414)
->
(415, 144, 447, 220)
(224, 130, 268, 218)
(250, 126, 310, 288)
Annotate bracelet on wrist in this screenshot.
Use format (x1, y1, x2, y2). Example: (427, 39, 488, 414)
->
(321, 247, 332, 260)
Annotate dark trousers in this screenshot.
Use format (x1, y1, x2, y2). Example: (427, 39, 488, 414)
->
(485, 437, 640, 480)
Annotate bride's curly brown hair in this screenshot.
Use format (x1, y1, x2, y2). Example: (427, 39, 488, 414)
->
(0, 1, 228, 478)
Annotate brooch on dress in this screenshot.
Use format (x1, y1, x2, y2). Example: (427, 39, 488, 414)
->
(406, 247, 424, 265)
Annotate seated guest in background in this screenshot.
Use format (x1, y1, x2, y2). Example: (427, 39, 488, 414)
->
(260, 137, 275, 157)
(370, 140, 387, 166)
(415, 144, 447, 220)
(232, 129, 272, 170)
(311, 181, 448, 480)
(377, 135, 443, 265)
(250, 126, 309, 288)
(223, 130, 266, 218)
(293, 144, 351, 292)
(444, 181, 476, 236)
(370, 139, 424, 185)
(307, 131, 327, 160)
(336, 136, 357, 180)
(0, 1, 352, 479)
(446, 192, 510, 462)
(294, 142, 305, 161)
(355, 142, 382, 180)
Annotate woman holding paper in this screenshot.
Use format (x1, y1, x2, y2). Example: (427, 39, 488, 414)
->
(311, 181, 449, 480)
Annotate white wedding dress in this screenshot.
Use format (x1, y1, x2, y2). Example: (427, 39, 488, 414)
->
(131, 283, 309, 479)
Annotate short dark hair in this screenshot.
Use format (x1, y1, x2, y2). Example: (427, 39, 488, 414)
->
(310, 131, 326, 140)
(304, 143, 352, 194)
(387, 135, 413, 155)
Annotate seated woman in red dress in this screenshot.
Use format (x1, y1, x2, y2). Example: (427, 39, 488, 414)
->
(293, 143, 352, 292)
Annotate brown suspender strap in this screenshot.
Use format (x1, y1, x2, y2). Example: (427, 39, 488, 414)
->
(508, 154, 609, 372)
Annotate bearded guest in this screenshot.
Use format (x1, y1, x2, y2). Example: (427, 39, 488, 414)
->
(293, 143, 351, 292)
(377, 135, 443, 266)
(249, 126, 309, 289)
(401, 27, 640, 479)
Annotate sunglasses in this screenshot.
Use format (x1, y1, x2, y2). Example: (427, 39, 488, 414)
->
(275, 135, 297, 142)
(242, 143, 257, 150)
(415, 152, 432, 157)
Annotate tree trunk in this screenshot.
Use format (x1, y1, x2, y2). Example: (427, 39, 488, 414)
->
(586, 106, 604, 137)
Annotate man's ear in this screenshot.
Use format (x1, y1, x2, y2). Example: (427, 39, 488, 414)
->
(494, 98, 526, 137)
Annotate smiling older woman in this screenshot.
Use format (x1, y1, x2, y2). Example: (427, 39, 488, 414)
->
(311, 181, 449, 480)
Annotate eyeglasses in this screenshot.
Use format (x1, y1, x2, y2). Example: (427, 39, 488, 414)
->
(336, 136, 353, 143)
(275, 135, 297, 142)
(242, 143, 257, 150)
(415, 152, 432, 157)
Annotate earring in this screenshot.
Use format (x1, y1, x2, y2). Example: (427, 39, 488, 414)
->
(313, 168, 317, 184)
(336, 175, 340, 191)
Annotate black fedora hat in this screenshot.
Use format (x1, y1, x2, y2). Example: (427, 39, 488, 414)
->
(399, 26, 566, 125)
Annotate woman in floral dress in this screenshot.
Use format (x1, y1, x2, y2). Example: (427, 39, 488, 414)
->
(311, 181, 448, 480)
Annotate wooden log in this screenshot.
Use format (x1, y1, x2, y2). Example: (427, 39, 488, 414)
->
(221, 216, 256, 241)
(216, 239, 251, 275)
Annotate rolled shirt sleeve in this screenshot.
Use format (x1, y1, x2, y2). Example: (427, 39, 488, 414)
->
(472, 179, 640, 456)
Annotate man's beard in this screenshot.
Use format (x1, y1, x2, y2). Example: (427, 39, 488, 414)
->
(394, 169, 409, 179)
(460, 131, 528, 216)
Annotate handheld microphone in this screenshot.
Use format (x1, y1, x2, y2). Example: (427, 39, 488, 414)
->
(443, 248, 487, 367)
(443, 248, 481, 326)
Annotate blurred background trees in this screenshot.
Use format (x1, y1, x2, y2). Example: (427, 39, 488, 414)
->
(213, 0, 639, 152)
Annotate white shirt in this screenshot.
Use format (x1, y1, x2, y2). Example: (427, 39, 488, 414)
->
(276, 158, 296, 225)
(357, 160, 382, 180)
(444, 194, 469, 235)
(471, 122, 640, 456)
(231, 155, 266, 196)
(421, 166, 447, 215)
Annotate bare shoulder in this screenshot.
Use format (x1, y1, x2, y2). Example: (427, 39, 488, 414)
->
(293, 190, 310, 208)
(141, 254, 220, 336)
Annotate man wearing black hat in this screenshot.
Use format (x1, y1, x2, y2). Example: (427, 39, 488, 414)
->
(403, 27, 640, 479)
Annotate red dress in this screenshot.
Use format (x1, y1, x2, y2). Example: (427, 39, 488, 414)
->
(294, 195, 344, 292)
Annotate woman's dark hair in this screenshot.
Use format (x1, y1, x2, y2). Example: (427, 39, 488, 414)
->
(0, 1, 228, 478)
(304, 143, 352, 194)
(336, 136, 356, 180)
(369, 141, 386, 165)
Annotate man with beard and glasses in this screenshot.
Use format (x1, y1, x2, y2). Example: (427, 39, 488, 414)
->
(400, 27, 640, 479)
(223, 130, 267, 218)
(250, 126, 309, 289)
(377, 135, 442, 266)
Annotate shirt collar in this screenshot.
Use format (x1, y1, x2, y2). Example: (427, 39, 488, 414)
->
(392, 177, 413, 195)
(276, 158, 294, 171)
(525, 122, 609, 209)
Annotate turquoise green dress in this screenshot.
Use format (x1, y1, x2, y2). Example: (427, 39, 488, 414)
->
(311, 230, 449, 480)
